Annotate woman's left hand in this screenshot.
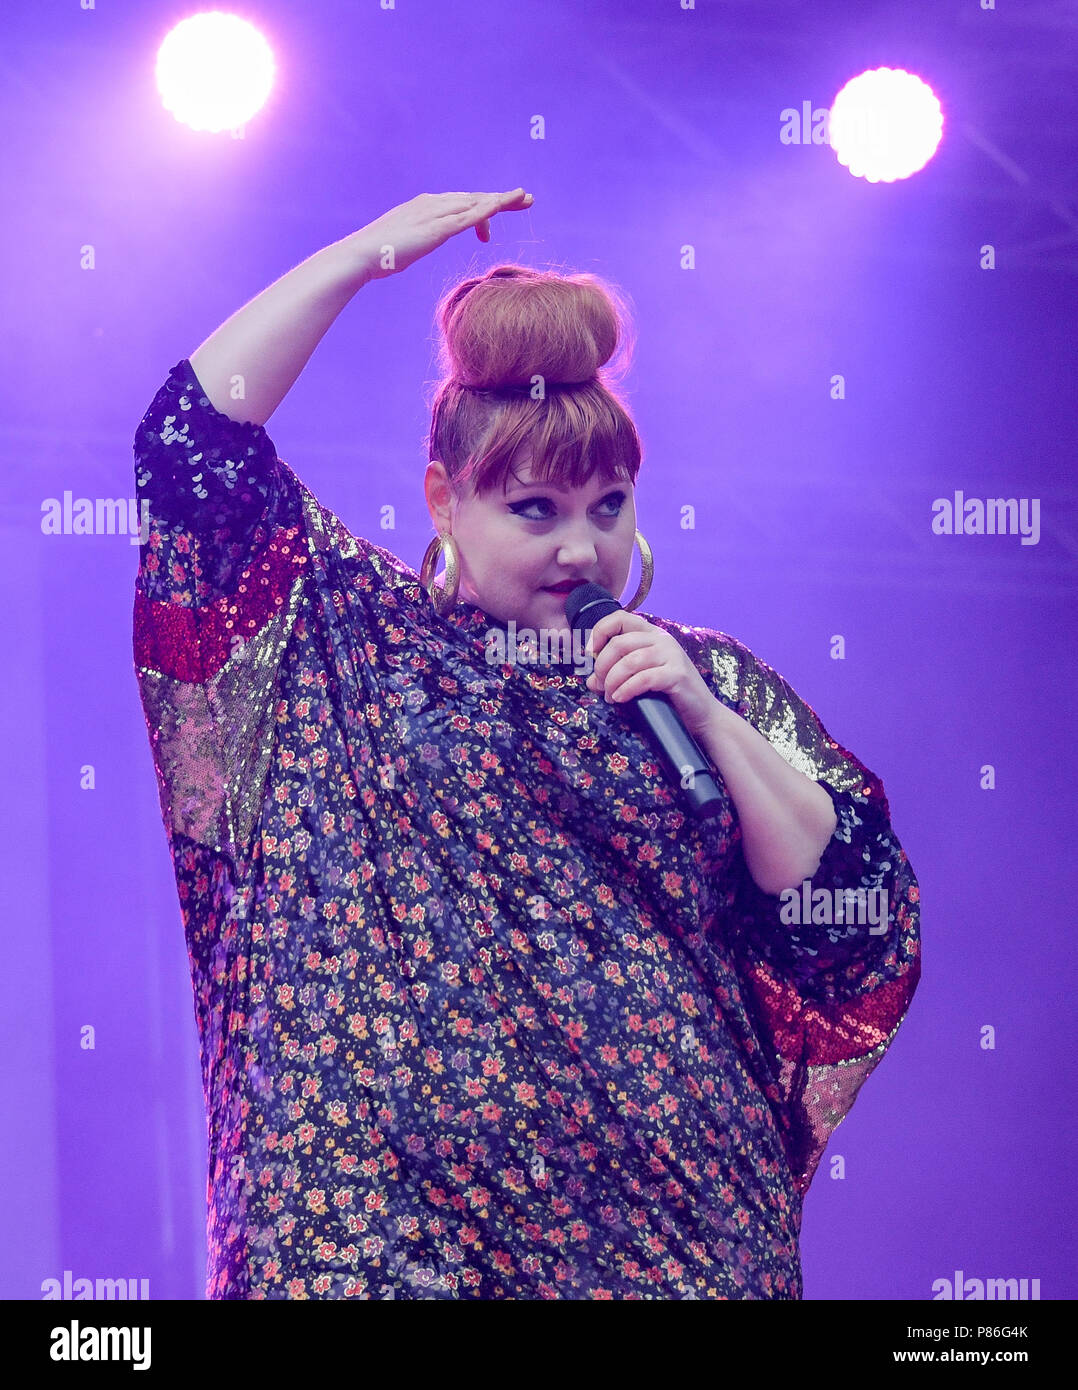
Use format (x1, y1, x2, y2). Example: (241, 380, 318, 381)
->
(584, 610, 721, 740)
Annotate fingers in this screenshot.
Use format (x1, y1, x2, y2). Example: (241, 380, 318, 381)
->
(480, 188, 533, 217)
(588, 647, 664, 702)
(477, 188, 533, 211)
(438, 188, 532, 243)
(441, 189, 531, 207)
(587, 610, 643, 656)
(470, 189, 531, 241)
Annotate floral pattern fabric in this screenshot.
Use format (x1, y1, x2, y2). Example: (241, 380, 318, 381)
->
(132, 359, 920, 1300)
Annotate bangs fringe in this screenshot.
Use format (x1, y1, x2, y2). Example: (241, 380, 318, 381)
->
(455, 385, 641, 496)
(425, 262, 643, 498)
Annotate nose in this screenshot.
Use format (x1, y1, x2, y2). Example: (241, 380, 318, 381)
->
(556, 520, 600, 570)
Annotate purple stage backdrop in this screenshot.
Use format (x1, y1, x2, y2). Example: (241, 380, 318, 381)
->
(1, 0, 1075, 1301)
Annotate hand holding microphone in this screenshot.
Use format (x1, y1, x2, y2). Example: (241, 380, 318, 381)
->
(565, 583, 729, 820)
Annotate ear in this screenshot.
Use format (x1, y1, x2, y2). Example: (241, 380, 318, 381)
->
(424, 460, 456, 530)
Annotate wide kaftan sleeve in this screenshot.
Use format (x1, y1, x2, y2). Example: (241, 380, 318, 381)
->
(702, 631, 922, 1195)
(132, 358, 311, 867)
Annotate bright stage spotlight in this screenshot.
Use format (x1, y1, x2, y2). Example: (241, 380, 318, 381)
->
(829, 67, 944, 183)
(155, 11, 276, 133)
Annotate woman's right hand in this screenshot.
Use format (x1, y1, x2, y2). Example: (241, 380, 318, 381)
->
(355, 189, 534, 281)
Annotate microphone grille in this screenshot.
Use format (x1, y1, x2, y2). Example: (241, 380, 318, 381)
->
(565, 581, 618, 630)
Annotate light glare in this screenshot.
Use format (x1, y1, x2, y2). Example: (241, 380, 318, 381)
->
(829, 67, 944, 183)
(156, 11, 276, 133)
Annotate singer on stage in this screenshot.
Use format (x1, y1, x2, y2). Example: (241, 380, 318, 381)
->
(132, 189, 921, 1300)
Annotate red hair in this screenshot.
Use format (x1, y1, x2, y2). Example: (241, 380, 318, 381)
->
(425, 264, 643, 496)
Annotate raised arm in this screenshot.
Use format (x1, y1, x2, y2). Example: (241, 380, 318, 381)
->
(188, 234, 371, 426)
(188, 187, 534, 427)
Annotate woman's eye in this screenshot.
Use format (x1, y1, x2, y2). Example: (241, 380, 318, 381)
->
(508, 499, 555, 520)
(508, 490, 626, 521)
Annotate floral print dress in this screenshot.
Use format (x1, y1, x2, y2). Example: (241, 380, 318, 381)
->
(132, 359, 921, 1300)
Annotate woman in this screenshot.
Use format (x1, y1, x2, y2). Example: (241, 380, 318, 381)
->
(132, 189, 920, 1300)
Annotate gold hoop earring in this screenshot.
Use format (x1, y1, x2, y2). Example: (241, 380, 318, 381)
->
(420, 532, 461, 616)
(622, 529, 654, 612)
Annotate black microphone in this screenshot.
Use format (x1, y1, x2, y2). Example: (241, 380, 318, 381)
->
(565, 583, 727, 820)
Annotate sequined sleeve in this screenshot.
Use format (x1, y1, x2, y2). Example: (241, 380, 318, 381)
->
(132, 358, 310, 866)
(701, 631, 922, 1194)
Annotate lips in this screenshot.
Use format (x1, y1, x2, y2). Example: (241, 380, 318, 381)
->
(542, 581, 590, 593)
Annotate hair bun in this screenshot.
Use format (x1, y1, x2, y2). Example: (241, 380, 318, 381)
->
(426, 262, 642, 497)
(437, 264, 630, 392)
